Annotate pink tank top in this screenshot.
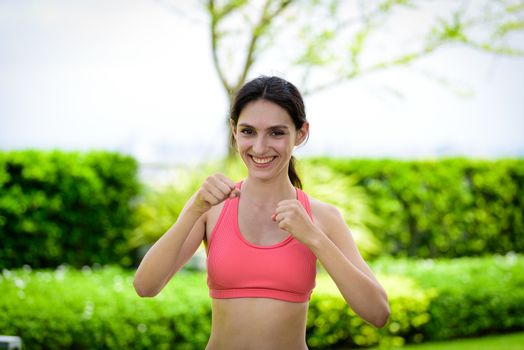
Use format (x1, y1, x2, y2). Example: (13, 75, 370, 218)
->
(206, 181, 317, 303)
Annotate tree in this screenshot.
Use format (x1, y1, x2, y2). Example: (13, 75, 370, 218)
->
(159, 0, 524, 155)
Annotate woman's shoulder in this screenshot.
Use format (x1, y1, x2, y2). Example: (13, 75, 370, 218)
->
(307, 196, 344, 232)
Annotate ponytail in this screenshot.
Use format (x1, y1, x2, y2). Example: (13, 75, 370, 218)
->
(288, 156, 302, 189)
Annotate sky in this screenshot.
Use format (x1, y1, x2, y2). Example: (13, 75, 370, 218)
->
(1, 0, 524, 166)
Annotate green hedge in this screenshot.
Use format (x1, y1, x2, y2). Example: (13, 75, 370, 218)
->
(310, 253, 524, 348)
(132, 159, 382, 260)
(136, 157, 522, 260)
(372, 254, 524, 341)
(0, 266, 210, 350)
(305, 158, 524, 258)
(0, 150, 140, 269)
(1, 255, 522, 349)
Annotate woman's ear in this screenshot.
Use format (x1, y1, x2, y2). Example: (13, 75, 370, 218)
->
(295, 122, 309, 146)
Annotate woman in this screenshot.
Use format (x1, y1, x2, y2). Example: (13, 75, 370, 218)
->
(134, 76, 390, 349)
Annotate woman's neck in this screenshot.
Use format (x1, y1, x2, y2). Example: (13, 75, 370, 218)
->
(241, 175, 296, 209)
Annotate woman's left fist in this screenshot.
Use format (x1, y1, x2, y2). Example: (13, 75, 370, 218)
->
(272, 199, 318, 245)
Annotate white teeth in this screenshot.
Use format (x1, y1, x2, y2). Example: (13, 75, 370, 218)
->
(251, 156, 275, 164)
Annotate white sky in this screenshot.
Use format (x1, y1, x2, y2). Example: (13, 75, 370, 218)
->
(1, 0, 524, 165)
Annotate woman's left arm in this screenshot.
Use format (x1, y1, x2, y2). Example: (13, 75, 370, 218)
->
(274, 200, 390, 328)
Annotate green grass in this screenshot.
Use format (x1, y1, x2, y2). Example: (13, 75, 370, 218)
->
(366, 332, 524, 350)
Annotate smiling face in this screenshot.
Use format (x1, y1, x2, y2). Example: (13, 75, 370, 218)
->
(231, 99, 308, 182)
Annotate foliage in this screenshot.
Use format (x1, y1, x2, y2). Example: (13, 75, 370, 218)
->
(368, 332, 524, 350)
(194, 0, 524, 96)
(308, 274, 435, 349)
(373, 254, 524, 340)
(130, 158, 247, 250)
(1, 255, 523, 349)
(130, 169, 204, 250)
(305, 157, 524, 258)
(300, 161, 381, 258)
(166, 1, 524, 156)
(131, 158, 380, 259)
(0, 265, 210, 350)
(132, 157, 524, 261)
(0, 150, 140, 269)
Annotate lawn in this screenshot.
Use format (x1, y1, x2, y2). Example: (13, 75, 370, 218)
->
(366, 332, 524, 350)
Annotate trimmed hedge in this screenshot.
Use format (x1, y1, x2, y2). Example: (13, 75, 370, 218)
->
(134, 157, 524, 260)
(0, 150, 140, 269)
(305, 157, 524, 258)
(310, 253, 524, 348)
(133, 159, 382, 260)
(372, 254, 524, 341)
(1, 255, 522, 349)
(0, 266, 210, 350)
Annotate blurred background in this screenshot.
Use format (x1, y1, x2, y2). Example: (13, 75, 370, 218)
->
(1, 0, 524, 164)
(1, 1, 524, 349)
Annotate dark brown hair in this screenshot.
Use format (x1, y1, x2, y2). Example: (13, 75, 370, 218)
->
(230, 76, 308, 189)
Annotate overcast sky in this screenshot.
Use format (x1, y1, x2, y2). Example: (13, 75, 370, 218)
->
(1, 0, 524, 165)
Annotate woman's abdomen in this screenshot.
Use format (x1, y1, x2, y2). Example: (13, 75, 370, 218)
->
(206, 298, 309, 350)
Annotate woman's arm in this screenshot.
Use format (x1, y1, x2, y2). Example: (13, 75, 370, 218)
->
(133, 198, 206, 297)
(133, 174, 240, 297)
(274, 200, 390, 327)
(310, 203, 390, 327)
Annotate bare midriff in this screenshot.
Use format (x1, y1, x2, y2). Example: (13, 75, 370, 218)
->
(205, 298, 310, 350)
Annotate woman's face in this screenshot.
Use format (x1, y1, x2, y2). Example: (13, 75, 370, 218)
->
(232, 99, 308, 182)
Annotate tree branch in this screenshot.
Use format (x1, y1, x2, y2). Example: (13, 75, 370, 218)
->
(234, 0, 295, 92)
(302, 45, 438, 96)
(208, 0, 234, 95)
(303, 0, 524, 95)
(295, 0, 419, 92)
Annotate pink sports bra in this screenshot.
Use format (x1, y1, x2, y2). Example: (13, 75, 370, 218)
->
(206, 181, 317, 303)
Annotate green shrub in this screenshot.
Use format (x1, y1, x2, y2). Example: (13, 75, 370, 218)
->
(0, 265, 211, 350)
(301, 161, 381, 259)
(308, 274, 435, 349)
(134, 157, 524, 261)
(309, 254, 524, 348)
(305, 157, 524, 258)
(133, 158, 380, 259)
(0, 150, 140, 269)
(373, 254, 524, 340)
(1, 255, 522, 349)
(130, 159, 247, 250)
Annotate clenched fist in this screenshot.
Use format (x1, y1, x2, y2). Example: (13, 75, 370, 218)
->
(189, 173, 240, 215)
(272, 199, 319, 246)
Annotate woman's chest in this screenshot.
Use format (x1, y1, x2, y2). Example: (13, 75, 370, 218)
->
(238, 210, 289, 246)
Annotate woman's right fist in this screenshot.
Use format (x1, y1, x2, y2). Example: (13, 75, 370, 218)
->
(190, 173, 240, 215)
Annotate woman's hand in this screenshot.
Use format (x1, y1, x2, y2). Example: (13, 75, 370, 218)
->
(189, 173, 240, 216)
(272, 200, 322, 246)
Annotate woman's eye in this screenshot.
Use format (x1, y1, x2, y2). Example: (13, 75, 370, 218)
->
(241, 129, 254, 135)
(271, 130, 285, 136)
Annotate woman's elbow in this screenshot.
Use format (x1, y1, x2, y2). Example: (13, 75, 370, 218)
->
(370, 302, 391, 328)
(133, 277, 160, 298)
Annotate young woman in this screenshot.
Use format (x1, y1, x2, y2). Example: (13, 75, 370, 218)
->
(134, 76, 390, 349)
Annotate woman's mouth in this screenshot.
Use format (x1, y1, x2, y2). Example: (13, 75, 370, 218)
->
(249, 155, 277, 166)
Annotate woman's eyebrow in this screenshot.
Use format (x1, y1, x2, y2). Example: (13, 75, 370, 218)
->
(238, 123, 289, 130)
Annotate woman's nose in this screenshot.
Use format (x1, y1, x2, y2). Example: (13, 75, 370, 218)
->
(252, 136, 268, 154)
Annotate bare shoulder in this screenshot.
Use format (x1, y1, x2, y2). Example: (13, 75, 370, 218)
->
(309, 197, 340, 217)
(308, 197, 346, 237)
(308, 196, 372, 275)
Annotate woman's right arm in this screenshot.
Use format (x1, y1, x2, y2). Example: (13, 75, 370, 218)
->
(133, 174, 239, 297)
